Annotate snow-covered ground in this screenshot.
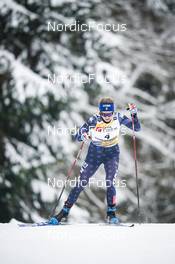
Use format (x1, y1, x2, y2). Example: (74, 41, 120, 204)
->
(0, 221, 175, 264)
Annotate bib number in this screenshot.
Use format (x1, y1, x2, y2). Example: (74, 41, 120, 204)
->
(104, 134, 110, 140)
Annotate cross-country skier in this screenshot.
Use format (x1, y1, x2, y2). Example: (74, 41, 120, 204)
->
(49, 97, 141, 225)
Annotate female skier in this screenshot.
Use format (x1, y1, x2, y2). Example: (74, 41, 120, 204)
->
(49, 97, 141, 224)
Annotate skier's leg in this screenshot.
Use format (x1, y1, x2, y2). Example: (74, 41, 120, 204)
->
(104, 148, 120, 223)
(64, 159, 100, 207)
(50, 144, 102, 224)
(104, 156, 119, 207)
(65, 143, 103, 207)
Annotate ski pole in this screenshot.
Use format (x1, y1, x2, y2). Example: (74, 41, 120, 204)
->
(127, 104, 141, 223)
(50, 141, 85, 217)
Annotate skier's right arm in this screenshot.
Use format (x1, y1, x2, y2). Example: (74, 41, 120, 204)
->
(75, 115, 97, 142)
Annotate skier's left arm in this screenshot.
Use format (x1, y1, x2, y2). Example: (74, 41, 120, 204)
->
(119, 104, 141, 131)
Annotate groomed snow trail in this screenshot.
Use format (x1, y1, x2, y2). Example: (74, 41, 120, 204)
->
(0, 223, 175, 264)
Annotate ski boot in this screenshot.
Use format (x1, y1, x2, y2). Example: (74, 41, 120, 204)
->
(49, 206, 70, 225)
(107, 206, 120, 224)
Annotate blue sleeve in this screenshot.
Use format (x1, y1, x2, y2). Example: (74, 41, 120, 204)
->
(75, 115, 98, 141)
(118, 113, 141, 131)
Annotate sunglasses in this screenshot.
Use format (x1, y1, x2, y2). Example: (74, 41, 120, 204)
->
(100, 112, 113, 117)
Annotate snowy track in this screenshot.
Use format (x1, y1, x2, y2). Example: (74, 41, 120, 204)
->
(0, 223, 175, 264)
